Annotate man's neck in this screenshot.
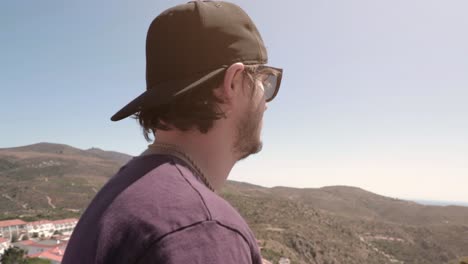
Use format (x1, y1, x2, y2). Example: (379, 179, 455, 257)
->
(151, 128, 236, 191)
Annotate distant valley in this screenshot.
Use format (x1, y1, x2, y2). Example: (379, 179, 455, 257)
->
(1, 143, 467, 264)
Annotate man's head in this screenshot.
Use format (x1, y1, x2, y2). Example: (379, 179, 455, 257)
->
(227, 64, 282, 160)
(110, 1, 282, 159)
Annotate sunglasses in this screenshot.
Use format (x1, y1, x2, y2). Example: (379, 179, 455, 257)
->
(249, 65, 283, 102)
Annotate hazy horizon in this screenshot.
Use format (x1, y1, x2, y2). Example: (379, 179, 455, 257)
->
(3, 141, 468, 207)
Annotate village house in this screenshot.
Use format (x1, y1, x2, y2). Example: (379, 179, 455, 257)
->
(16, 239, 67, 264)
(26, 220, 55, 239)
(51, 218, 78, 235)
(0, 237, 11, 256)
(29, 247, 64, 264)
(0, 218, 78, 243)
(0, 218, 76, 263)
(0, 219, 27, 241)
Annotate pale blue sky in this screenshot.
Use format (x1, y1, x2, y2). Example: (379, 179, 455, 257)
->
(1, 0, 467, 203)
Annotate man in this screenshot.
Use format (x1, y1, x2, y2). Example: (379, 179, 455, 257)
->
(63, 1, 282, 263)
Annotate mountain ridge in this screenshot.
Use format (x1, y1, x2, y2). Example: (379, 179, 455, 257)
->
(2, 142, 466, 207)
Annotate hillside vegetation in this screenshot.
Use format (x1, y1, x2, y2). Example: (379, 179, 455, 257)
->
(1, 143, 467, 263)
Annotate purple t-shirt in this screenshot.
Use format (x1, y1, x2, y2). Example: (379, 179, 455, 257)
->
(62, 154, 262, 264)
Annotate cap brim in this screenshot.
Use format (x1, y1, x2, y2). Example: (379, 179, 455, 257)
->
(110, 92, 146, 121)
(110, 66, 227, 121)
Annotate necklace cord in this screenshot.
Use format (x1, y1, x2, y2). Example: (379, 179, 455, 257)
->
(147, 143, 215, 192)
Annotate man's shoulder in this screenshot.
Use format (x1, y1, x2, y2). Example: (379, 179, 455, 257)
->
(102, 154, 213, 236)
(167, 160, 259, 252)
(108, 154, 256, 244)
(109, 155, 247, 225)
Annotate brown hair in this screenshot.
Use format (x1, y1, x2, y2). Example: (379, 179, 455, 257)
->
(135, 65, 262, 141)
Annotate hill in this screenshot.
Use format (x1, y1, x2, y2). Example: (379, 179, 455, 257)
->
(1, 143, 467, 263)
(0, 142, 133, 219)
(223, 182, 468, 263)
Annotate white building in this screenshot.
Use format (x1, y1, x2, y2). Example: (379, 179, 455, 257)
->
(26, 220, 55, 239)
(0, 219, 27, 241)
(278, 257, 291, 264)
(0, 237, 11, 256)
(52, 218, 78, 235)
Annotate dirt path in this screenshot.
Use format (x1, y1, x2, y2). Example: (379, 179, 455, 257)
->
(46, 195, 56, 209)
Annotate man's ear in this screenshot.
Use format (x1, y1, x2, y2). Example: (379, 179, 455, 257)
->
(218, 63, 245, 102)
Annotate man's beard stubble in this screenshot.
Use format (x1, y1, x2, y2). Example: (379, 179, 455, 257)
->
(233, 100, 264, 161)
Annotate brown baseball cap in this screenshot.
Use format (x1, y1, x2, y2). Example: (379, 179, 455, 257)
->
(111, 1, 268, 121)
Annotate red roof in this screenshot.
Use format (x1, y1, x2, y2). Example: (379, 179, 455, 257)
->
(29, 248, 63, 262)
(49, 246, 65, 255)
(0, 238, 9, 243)
(51, 234, 71, 241)
(51, 218, 78, 225)
(27, 220, 53, 226)
(24, 241, 65, 249)
(0, 219, 26, 228)
(17, 240, 35, 245)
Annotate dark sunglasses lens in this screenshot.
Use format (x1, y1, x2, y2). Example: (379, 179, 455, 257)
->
(263, 74, 278, 101)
